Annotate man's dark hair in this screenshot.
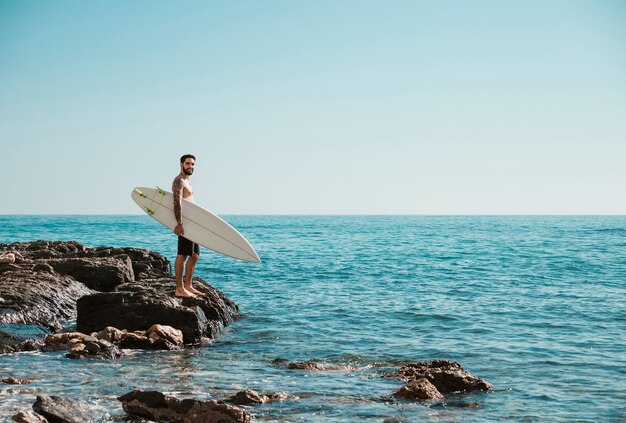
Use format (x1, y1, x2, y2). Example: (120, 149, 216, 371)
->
(180, 154, 196, 163)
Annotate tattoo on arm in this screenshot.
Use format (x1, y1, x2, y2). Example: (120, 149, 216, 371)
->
(173, 178, 183, 224)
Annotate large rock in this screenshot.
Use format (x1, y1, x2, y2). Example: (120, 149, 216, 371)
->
(77, 277, 239, 345)
(118, 390, 250, 423)
(0, 269, 93, 331)
(45, 257, 134, 292)
(384, 360, 493, 394)
(0, 241, 239, 348)
(32, 395, 94, 423)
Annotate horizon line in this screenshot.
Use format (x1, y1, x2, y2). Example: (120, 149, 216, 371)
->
(1, 213, 625, 217)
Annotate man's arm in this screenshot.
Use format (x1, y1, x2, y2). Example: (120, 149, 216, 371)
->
(173, 178, 184, 235)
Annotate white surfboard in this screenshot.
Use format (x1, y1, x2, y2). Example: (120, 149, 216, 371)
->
(131, 186, 260, 263)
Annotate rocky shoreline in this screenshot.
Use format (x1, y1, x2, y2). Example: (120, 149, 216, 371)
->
(1, 240, 493, 422)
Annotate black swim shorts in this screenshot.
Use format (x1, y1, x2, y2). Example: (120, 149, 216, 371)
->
(177, 236, 200, 256)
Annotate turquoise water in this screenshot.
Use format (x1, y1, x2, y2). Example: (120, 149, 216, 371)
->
(1, 215, 625, 422)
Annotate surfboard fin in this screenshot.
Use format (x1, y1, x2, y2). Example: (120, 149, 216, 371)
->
(156, 186, 167, 195)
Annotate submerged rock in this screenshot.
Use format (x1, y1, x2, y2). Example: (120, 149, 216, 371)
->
(385, 360, 493, 395)
(228, 390, 290, 405)
(32, 395, 94, 423)
(273, 358, 355, 372)
(0, 325, 49, 353)
(2, 377, 34, 385)
(118, 389, 250, 423)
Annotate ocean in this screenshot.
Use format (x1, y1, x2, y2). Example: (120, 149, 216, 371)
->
(0, 215, 625, 422)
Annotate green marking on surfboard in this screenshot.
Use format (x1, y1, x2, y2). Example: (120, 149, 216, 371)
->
(134, 188, 147, 198)
(145, 207, 155, 216)
(156, 186, 166, 195)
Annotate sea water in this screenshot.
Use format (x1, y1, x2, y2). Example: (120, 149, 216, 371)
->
(0, 215, 625, 422)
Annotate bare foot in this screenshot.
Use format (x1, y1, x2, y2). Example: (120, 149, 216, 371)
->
(175, 288, 197, 298)
(185, 286, 205, 296)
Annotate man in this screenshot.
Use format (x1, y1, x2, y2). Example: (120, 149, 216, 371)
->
(172, 154, 204, 298)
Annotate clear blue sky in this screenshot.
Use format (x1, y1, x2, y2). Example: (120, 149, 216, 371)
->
(1, 0, 624, 214)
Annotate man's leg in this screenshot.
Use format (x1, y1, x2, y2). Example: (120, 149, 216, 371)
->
(175, 235, 197, 298)
(184, 252, 203, 295)
(175, 254, 195, 297)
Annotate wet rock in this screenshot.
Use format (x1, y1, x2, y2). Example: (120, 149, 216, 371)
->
(19, 339, 46, 351)
(66, 338, 122, 360)
(279, 359, 355, 372)
(147, 324, 184, 346)
(0, 269, 93, 331)
(92, 326, 125, 343)
(229, 390, 290, 405)
(0, 325, 49, 354)
(45, 332, 86, 344)
(384, 360, 493, 394)
(32, 395, 94, 423)
(2, 377, 34, 384)
(382, 418, 409, 423)
(118, 389, 250, 423)
(67, 343, 86, 355)
(118, 332, 152, 349)
(393, 378, 444, 401)
(41, 330, 122, 359)
(12, 410, 48, 423)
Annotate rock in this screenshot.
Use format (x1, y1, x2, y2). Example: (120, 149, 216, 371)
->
(281, 360, 354, 372)
(0, 269, 93, 331)
(0, 325, 49, 354)
(32, 395, 94, 423)
(393, 378, 444, 401)
(0, 240, 239, 349)
(2, 377, 34, 384)
(382, 418, 408, 423)
(19, 338, 45, 351)
(229, 390, 289, 405)
(65, 338, 122, 360)
(384, 360, 493, 394)
(77, 277, 239, 345)
(92, 326, 125, 343)
(32, 263, 54, 273)
(46, 256, 134, 292)
(45, 332, 85, 344)
(67, 343, 86, 355)
(12, 410, 48, 423)
(118, 389, 250, 423)
(41, 330, 123, 359)
(147, 324, 184, 346)
(118, 332, 152, 349)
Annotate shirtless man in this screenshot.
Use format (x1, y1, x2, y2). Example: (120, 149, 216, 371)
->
(173, 154, 204, 298)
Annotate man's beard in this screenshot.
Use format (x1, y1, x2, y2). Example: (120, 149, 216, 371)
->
(184, 168, 194, 175)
